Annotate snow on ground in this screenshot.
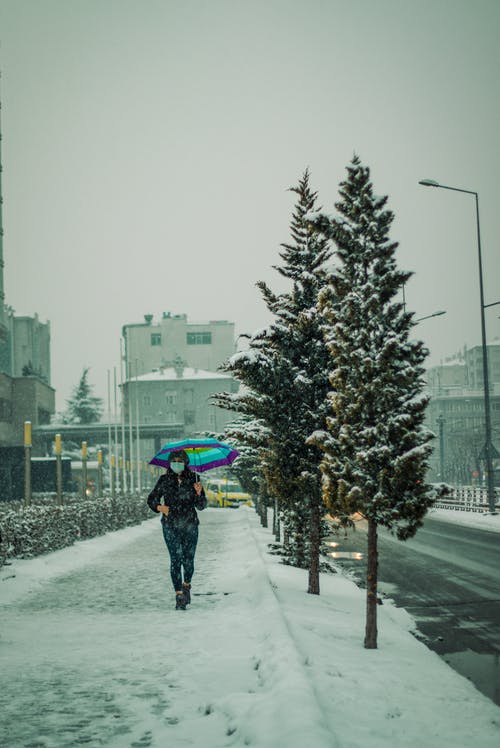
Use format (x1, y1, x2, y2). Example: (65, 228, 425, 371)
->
(428, 505, 500, 533)
(1, 506, 500, 748)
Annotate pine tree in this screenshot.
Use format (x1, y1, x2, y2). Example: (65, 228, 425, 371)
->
(223, 417, 271, 525)
(309, 156, 437, 646)
(65, 368, 104, 424)
(217, 170, 333, 593)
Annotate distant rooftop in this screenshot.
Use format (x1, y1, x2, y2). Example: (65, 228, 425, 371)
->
(130, 366, 232, 383)
(124, 313, 232, 326)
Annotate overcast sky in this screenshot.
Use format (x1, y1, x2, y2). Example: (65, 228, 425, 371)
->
(1, 0, 499, 410)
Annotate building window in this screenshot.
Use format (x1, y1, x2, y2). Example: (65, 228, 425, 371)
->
(165, 391, 177, 405)
(151, 333, 161, 346)
(184, 410, 195, 425)
(0, 398, 12, 423)
(143, 395, 151, 406)
(38, 408, 51, 425)
(187, 332, 212, 345)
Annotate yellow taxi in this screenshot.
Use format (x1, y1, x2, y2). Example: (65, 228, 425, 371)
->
(204, 478, 253, 509)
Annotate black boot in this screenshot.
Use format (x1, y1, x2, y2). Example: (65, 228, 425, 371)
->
(175, 592, 187, 610)
(183, 583, 191, 605)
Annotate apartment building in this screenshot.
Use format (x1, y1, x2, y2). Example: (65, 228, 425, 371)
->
(425, 343, 500, 484)
(122, 313, 234, 378)
(121, 359, 239, 460)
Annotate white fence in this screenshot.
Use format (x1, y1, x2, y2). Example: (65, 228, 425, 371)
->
(434, 485, 499, 513)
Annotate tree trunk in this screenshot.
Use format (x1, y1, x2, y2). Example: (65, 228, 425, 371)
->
(274, 498, 280, 542)
(308, 497, 320, 595)
(296, 529, 306, 569)
(260, 499, 268, 528)
(283, 524, 290, 551)
(364, 518, 378, 648)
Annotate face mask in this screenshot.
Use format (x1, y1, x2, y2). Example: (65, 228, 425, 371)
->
(170, 461, 184, 474)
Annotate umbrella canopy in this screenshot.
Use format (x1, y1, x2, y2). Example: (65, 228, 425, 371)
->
(149, 438, 240, 473)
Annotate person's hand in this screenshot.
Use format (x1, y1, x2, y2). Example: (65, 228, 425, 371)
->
(157, 505, 170, 515)
(194, 482, 203, 496)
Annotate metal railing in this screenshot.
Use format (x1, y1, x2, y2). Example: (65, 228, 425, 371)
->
(434, 485, 499, 513)
(20, 421, 160, 507)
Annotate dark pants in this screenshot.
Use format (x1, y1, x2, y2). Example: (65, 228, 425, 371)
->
(162, 522, 199, 591)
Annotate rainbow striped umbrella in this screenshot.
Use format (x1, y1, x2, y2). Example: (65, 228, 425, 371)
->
(149, 438, 240, 473)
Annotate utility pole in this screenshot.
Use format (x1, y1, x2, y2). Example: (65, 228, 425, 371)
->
(437, 414, 445, 482)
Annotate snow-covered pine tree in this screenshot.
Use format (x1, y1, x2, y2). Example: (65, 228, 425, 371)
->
(309, 155, 436, 646)
(223, 416, 271, 526)
(223, 417, 266, 497)
(64, 368, 104, 424)
(217, 170, 333, 593)
(216, 327, 291, 532)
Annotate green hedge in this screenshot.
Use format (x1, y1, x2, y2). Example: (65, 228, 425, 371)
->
(0, 495, 151, 567)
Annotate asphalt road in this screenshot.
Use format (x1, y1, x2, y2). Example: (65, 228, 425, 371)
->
(329, 515, 500, 706)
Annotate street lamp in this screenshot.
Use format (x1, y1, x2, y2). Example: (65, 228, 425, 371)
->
(415, 310, 446, 323)
(419, 178, 497, 513)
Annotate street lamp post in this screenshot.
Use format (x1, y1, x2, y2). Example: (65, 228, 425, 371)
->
(436, 414, 445, 481)
(419, 179, 496, 513)
(415, 310, 446, 323)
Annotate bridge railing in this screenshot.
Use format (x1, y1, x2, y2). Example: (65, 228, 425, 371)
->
(433, 485, 499, 513)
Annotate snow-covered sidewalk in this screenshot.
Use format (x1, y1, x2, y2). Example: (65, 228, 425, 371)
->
(1, 506, 500, 748)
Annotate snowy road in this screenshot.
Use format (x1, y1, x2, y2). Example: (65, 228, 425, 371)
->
(329, 515, 500, 704)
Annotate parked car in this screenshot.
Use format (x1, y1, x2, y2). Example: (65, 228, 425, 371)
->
(204, 478, 252, 509)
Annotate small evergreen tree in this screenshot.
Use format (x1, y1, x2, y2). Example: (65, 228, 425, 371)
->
(65, 368, 104, 424)
(223, 417, 270, 525)
(217, 170, 333, 593)
(309, 156, 437, 647)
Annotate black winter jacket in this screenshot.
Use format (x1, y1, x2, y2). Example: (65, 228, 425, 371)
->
(147, 469, 207, 527)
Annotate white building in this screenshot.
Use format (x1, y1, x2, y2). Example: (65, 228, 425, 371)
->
(121, 361, 239, 457)
(122, 313, 234, 379)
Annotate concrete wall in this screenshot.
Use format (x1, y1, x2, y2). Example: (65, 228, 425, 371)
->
(0, 372, 13, 445)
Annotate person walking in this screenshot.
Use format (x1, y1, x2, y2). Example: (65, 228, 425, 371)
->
(147, 449, 207, 610)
